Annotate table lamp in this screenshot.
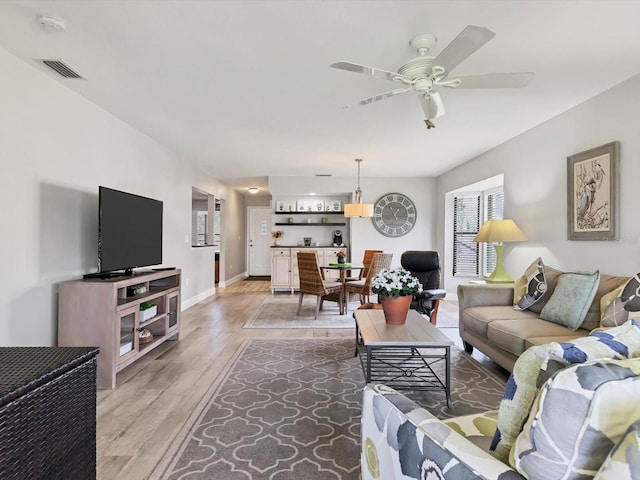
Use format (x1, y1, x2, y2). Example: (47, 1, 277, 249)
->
(473, 219, 527, 283)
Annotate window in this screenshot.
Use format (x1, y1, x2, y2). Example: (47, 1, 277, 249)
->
(483, 188, 504, 275)
(453, 195, 480, 276)
(453, 187, 504, 278)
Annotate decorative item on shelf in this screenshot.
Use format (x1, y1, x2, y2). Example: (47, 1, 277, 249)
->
(287, 217, 294, 223)
(127, 283, 147, 297)
(336, 250, 347, 264)
(304, 237, 312, 246)
(321, 217, 328, 223)
(344, 158, 373, 217)
(276, 200, 285, 211)
(271, 230, 284, 246)
(314, 200, 325, 211)
(473, 219, 527, 283)
(138, 328, 153, 344)
(139, 301, 157, 322)
(372, 268, 423, 325)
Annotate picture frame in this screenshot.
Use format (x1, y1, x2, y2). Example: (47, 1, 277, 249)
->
(313, 200, 325, 212)
(328, 200, 342, 212)
(296, 200, 308, 212)
(567, 141, 619, 241)
(276, 200, 286, 212)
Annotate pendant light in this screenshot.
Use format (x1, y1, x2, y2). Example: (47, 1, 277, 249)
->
(344, 158, 374, 218)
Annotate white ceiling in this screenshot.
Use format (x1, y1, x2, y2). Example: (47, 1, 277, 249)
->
(2, 1, 640, 195)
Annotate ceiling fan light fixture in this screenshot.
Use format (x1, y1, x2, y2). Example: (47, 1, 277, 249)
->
(344, 158, 373, 218)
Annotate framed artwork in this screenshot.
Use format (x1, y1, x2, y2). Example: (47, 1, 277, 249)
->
(276, 200, 286, 212)
(567, 141, 619, 241)
(313, 200, 325, 212)
(328, 200, 342, 212)
(296, 200, 308, 212)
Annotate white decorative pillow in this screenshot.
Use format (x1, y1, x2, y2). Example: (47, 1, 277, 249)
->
(514, 257, 547, 311)
(540, 271, 600, 330)
(512, 357, 640, 479)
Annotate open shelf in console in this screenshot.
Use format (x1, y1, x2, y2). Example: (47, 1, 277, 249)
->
(58, 268, 182, 389)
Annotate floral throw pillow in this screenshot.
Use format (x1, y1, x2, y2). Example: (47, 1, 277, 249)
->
(514, 257, 547, 311)
(602, 274, 640, 327)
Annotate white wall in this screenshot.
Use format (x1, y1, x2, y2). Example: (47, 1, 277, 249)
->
(0, 47, 243, 345)
(269, 175, 437, 269)
(436, 74, 640, 292)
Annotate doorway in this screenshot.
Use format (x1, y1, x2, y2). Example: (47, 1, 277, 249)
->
(248, 207, 272, 276)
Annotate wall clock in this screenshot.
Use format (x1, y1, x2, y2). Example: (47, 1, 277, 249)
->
(372, 192, 417, 237)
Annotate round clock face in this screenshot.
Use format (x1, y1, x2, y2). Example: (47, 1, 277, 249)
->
(372, 193, 417, 237)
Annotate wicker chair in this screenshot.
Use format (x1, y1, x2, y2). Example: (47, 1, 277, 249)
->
(345, 253, 393, 309)
(345, 249, 383, 282)
(296, 251, 344, 318)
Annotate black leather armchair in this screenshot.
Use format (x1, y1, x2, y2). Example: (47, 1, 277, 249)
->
(400, 250, 447, 324)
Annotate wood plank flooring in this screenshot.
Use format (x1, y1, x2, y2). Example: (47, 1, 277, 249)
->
(96, 280, 506, 479)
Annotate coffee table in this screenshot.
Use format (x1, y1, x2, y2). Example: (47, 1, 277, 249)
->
(354, 308, 453, 408)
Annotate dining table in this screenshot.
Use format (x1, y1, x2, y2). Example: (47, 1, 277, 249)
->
(322, 263, 363, 315)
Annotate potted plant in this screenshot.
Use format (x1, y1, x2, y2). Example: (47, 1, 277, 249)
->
(271, 230, 284, 246)
(371, 268, 423, 324)
(140, 301, 157, 322)
(336, 250, 347, 264)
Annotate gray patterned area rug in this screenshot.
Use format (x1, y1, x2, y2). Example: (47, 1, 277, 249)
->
(243, 295, 359, 329)
(151, 338, 507, 480)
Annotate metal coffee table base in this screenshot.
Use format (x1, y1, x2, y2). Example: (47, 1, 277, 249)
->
(356, 342, 452, 408)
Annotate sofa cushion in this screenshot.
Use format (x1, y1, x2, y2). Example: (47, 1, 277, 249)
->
(487, 318, 585, 357)
(489, 320, 640, 464)
(514, 257, 547, 311)
(524, 332, 590, 350)
(601, 285, 629, 327)
(582, 272, 630, 330)
(539, 270, 600, 330)
(461, 305, 538, 339)
(594, 419, 640, 480)
(512, 358, 640, 479)
(601, 274, 640, 328)
(528, 265, 563, 314)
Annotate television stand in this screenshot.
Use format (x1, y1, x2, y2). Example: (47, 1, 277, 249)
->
(58, 269, 181, 388)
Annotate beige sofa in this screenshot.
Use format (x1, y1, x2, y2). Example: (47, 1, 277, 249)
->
(457, 266, 630, 371)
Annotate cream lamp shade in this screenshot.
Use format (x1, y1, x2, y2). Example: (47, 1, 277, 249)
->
(474, 219, 527, 283)
(344, 158, 373, 218)
(344, 202, 374, 217)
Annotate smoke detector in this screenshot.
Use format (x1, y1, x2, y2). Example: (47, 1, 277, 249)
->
(37, 14, 66, 32)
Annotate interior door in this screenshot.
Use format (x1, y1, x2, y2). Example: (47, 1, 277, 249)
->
(248, 207, 272, 276)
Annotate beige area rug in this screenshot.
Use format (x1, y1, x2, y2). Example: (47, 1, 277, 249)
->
(150, 338, 507, 480)
(243, 295, 360, 329)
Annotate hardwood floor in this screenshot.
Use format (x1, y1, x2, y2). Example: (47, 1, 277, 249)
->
(96, 280, 506, 479)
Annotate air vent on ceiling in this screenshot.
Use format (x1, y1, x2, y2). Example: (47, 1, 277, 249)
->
(41, 59, 85, 79)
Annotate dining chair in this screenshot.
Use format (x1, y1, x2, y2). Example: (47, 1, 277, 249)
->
(345, 253, 393, 310)
(345, 249, 383, 282)
(296, 251, 344, 318)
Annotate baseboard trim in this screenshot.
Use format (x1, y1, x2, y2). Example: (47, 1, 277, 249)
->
(182, 288, 215, 311)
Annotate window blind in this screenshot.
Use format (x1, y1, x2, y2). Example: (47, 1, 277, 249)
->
(483, 190, 504, 274)
(453, 195, 480, 276)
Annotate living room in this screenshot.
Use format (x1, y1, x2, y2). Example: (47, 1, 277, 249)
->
(2, 1, 640, 479)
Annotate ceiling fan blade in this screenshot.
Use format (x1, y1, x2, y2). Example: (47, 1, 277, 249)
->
(345, 87, 413, 108)
(419, 92, 445, 120)
(433, 25, 496, 75)
(330, 61, 411, 83)
(452, 72, 535, 89)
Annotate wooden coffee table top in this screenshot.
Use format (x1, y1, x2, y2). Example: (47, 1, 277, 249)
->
(354, 309, 453, 347)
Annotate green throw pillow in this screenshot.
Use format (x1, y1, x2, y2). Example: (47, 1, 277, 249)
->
(540, 270, 600, 330)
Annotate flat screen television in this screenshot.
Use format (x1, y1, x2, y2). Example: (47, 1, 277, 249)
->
(89, 186, 163, 277)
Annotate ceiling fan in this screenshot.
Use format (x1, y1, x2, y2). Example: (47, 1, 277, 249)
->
(330, 25, 534, 129)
